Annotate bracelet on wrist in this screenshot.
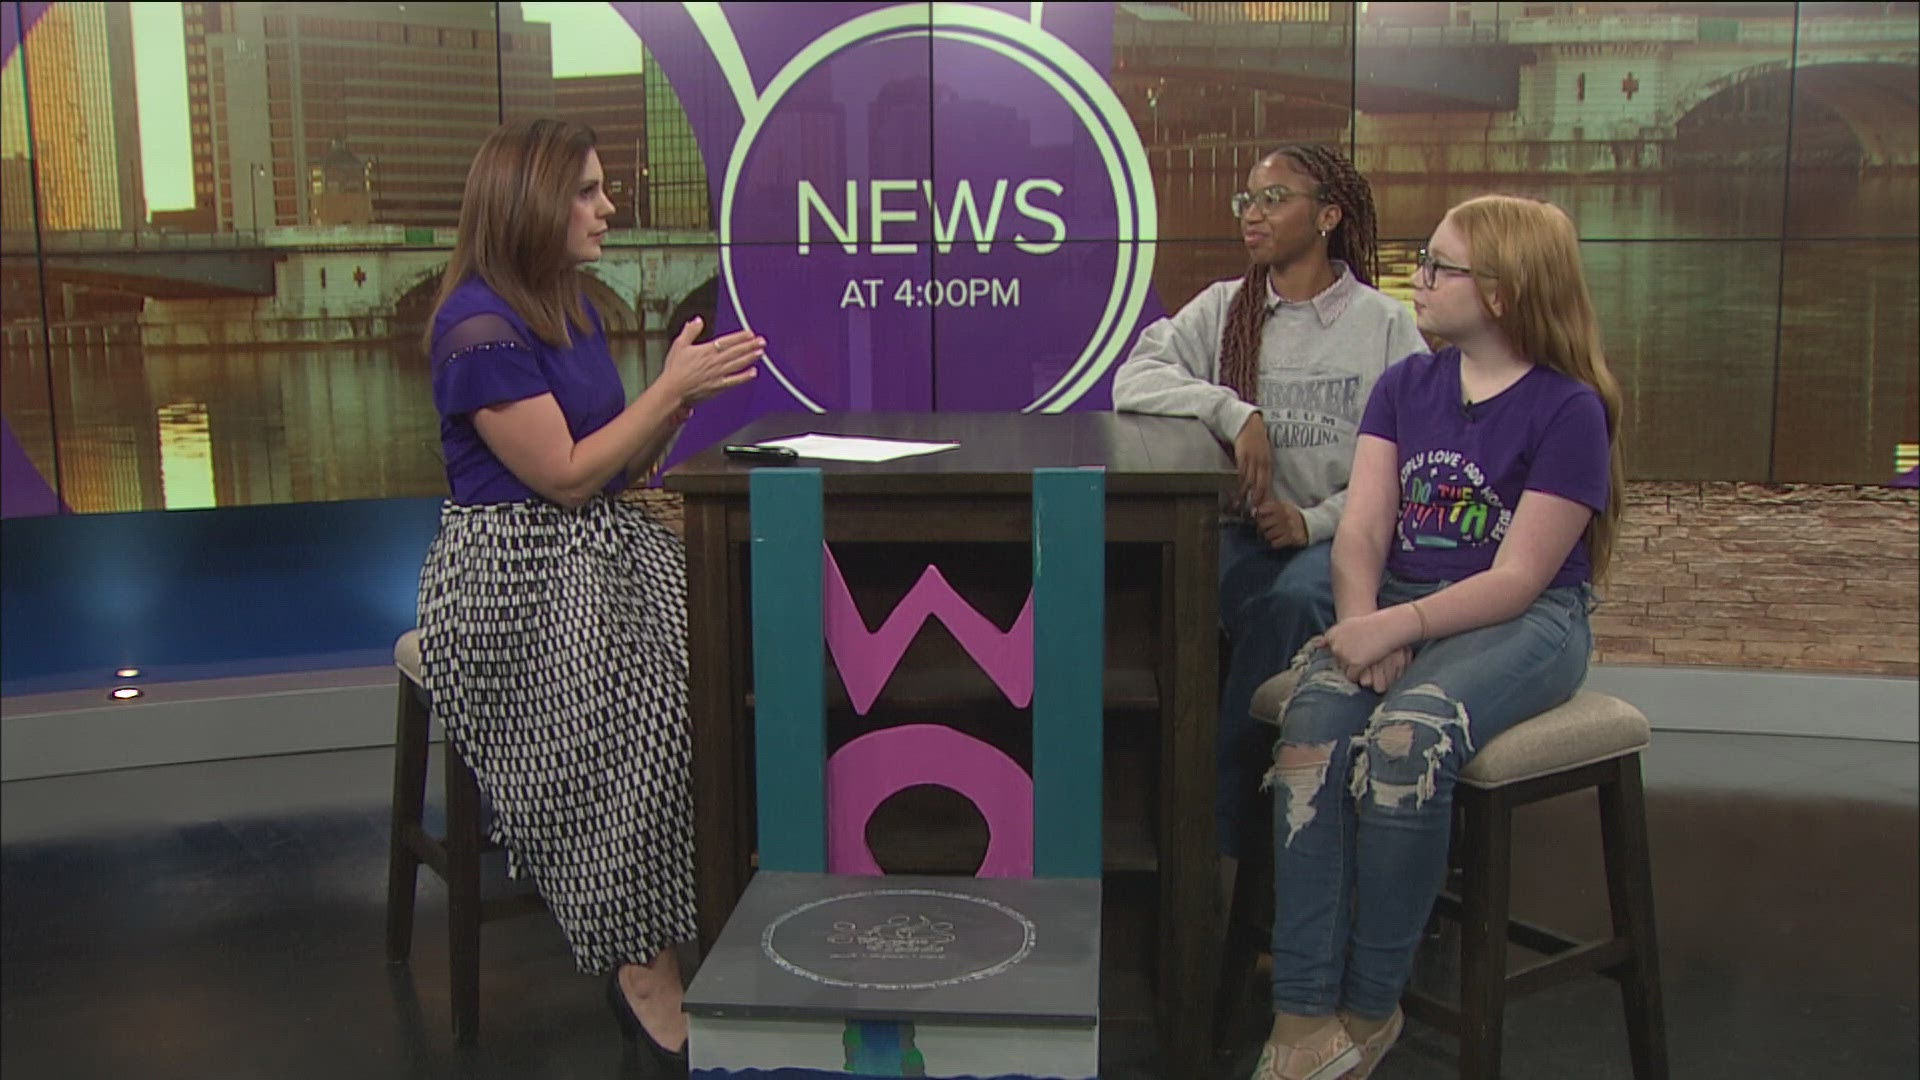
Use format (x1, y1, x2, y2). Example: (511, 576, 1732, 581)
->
(1409, 599, 1430, 640)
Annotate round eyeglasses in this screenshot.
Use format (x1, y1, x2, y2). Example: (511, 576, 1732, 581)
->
(1230, 184, 1320, 219)
(1415, 248, 1482, 288)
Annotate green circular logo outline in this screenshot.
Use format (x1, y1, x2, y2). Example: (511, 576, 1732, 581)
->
(718, 3, 1157, 413)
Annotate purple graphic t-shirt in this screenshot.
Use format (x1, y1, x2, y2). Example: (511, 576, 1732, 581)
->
(1358, 348, 1610, 589)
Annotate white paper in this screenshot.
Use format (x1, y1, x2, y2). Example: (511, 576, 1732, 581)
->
(754, 433, 960, 463)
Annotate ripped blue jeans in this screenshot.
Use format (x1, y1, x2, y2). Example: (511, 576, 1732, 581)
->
(1265, 576, 1593, 1020)
(1218, 529, 1335, 859)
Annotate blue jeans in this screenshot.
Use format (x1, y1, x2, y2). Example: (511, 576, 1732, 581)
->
(1267, 576, 1593, 1020)
(1218, 526, 1336, 859)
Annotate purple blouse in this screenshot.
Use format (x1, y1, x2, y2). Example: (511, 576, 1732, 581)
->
(429, 278, 625, 505)
(1358, 347, 1611, 589)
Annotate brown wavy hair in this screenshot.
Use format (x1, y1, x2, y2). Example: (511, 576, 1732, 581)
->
(1219, 143, 1381, 403)
(1446, 194, 1626, 582)
(422, 118, 599, 353)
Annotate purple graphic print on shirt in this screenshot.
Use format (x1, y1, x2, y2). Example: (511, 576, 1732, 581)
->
(1359, 347, 1611, 590)
(1398, 445, 1512, 551)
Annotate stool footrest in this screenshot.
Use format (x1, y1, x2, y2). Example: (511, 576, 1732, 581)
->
(1431, 892, 1582, 957)
(1507, 939, 1634, 998)
(1404, 935, 1635, 1037)
(397, 822, 448, 879)
(397, 822, 509, 879)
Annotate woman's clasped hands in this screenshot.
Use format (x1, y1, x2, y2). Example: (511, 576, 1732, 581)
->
(1324, 609, 1415, 693)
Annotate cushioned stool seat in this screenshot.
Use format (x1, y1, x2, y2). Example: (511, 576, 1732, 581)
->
(394, 626, 423, 688)
(1457, 690, 1650, 785)
(1226, 668, 1669, 1080)
(1251, 671, 1652, 785)
(384, 629, 543, 1045)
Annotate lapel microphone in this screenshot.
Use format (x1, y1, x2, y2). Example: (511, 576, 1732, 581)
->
(1460, 399, 1477, 423)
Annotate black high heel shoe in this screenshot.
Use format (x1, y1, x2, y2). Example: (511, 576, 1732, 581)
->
(605, 970, 689, 1078)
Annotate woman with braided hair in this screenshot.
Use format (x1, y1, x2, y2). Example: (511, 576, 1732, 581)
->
(1112, 145, 1422, 884)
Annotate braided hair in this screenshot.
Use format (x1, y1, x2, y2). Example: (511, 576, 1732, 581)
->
(1219, 144, 1382, 403)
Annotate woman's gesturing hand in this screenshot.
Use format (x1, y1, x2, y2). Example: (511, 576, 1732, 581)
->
(662, 317, 762, 405)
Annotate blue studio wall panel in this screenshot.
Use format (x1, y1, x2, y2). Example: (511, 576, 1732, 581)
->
(0, 497, 441, 694)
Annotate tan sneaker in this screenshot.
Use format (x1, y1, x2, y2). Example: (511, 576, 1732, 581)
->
(1340, 1008, 1405, 1080)
(1250, 1017, 1362, 1080)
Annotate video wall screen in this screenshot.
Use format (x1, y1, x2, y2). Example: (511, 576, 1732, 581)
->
(1, 1, 1913, 515)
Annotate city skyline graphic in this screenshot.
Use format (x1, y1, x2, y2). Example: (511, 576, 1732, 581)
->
(5, 2, 655, 229)
(1, 1, 1914, 517)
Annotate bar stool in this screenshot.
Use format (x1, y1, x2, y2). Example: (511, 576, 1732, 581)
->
(384, 628, 544, 1045)
(1220, 669, 1670, 1080)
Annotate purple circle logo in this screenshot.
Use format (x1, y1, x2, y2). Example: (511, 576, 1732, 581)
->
(711, 5, 1156, 412)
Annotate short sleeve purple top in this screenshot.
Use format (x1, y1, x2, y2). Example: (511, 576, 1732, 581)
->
(428, 277, 625, 505)
(1358, 347, 1611, 589)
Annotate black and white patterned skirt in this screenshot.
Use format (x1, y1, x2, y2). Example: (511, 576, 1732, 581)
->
(417, 495, 698, 973)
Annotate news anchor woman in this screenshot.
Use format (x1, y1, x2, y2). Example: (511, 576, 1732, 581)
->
(415, 118, 762, 1074)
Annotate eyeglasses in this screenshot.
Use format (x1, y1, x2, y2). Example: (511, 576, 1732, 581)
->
(1230, 184, 1321, 219)
(1415, 248, 1483, 288)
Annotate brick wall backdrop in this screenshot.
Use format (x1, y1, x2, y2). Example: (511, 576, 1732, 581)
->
(1597, 483, 1917, 677)
(631, 482, 1920, 679)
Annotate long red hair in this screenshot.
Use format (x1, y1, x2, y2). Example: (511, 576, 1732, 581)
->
(1446, 194, 1625, 582)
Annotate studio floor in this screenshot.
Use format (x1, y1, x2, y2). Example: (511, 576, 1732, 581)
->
(2, 728, 1914, 1080)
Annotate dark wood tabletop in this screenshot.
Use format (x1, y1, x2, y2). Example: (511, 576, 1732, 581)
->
(668, 411, 1234, 495)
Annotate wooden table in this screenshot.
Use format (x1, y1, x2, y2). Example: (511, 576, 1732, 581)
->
(664, 411, 1234, 1075)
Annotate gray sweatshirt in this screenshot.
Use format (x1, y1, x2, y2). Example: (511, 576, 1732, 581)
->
(1112, 264, 1424, 544)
